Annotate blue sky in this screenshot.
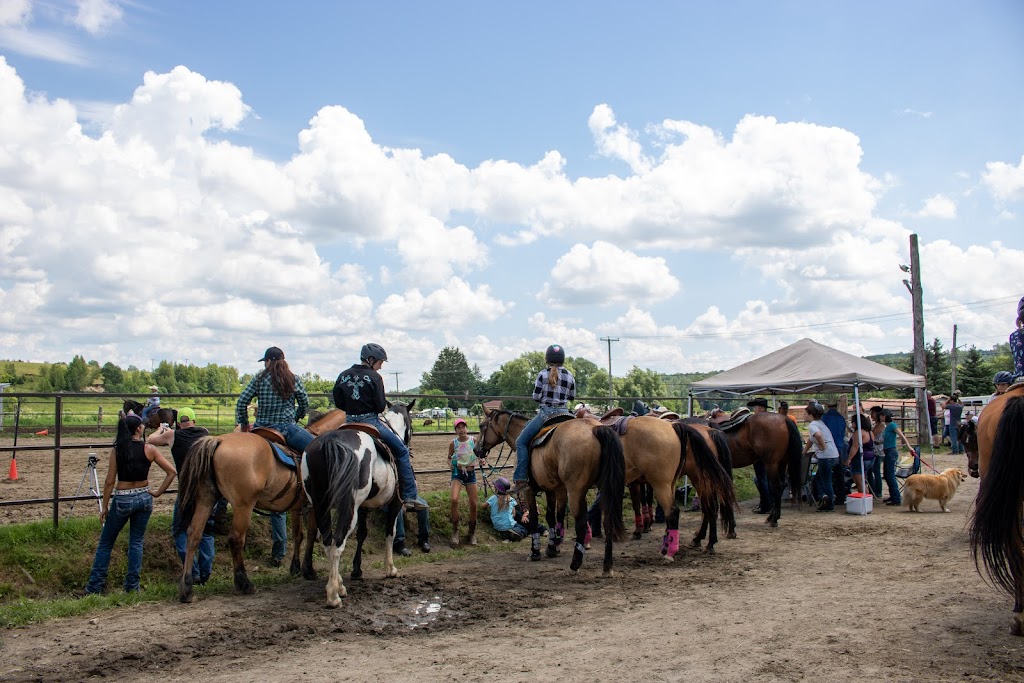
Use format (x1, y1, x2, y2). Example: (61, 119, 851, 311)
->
(1, 1, 1022, 389)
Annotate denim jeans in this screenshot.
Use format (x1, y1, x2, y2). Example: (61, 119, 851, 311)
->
(394, 508, 430, 546)
(172, 496, 214, 579)
(86, 490, 153, 593)
(514, 406, 561, 481)
(883, 447, 901, 502)
(949, 423, 962, 454)
(346, 415, 417, 502)
(267, 421, 315, 453)
(753, 460, 770, 508)
(269, 512, 287, 560)
(868, 455, 882, 497)
(815, 458, 837, 500)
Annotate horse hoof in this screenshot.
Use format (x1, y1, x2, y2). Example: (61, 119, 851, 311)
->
(326, 598, 342, 609)
(546, 547, 559, 558)
(303, 569, 318, 581)
(661, 555, 675, 564)
(690, 539, 702, 549)
(350, 571, 363, 581)
(602, 570, 614, 578)
(769, 520, 778, 528)
(727, 532, 737, 540)
(386, 567, 399, 578)
(179, 590, 194, 604)
(530, 552, 542, 561)
(706, 546, 716, 556)
(632, 531, 643, 540)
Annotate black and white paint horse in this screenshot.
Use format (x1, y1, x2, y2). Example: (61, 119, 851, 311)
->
(300, 402, 413, 608)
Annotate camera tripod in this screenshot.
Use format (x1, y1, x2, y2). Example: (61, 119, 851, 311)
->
(66, 453, 102, 519)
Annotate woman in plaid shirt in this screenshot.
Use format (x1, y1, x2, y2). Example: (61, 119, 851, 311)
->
(511, 344, 576, 494)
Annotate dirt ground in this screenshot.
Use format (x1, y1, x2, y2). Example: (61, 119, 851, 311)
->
(3, 443, 1024, 682)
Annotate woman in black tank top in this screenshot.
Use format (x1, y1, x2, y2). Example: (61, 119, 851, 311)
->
(82, 415, 175, 595)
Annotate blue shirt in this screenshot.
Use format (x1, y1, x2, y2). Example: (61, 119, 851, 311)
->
(821, 409, 846, 452)
(486, 494, 517, 532)
(883, 421, 898, 450)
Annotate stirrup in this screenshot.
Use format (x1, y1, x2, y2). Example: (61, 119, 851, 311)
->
(509, 480, 531, 495)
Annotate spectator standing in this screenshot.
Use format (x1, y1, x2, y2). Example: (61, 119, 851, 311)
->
(945, 393, 964, 455)
(881, 409, 915, 505)
(746, 397, 771, 514)
(803, 401, 840, 512)
(821, 401, 849, 505)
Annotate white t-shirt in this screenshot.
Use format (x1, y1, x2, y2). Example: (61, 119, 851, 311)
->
(808, 420, 840, 460)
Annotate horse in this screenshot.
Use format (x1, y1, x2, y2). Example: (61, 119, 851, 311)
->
(957, 419, 979, 478)
(300, 402, 414, 608)
(122, 399, 177, 430)
(685, 411, 803, 527)
(617, 415, 737, 558)
(174, 408, 349, 602)
(968, 386, 1024, 635)
(474, 406, 627, 575)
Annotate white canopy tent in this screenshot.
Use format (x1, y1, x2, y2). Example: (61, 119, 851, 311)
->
(689, 338, 927, 513)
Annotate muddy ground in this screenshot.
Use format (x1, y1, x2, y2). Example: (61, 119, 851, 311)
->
(3, 441, 1024, 682)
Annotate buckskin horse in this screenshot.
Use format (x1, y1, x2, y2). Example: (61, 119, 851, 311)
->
(301, 402, 414, 608)
(968, 385, 1024, 634)
(617, 415, 737, 558)
(174, 407, 349, 602)
(686, 411, 803, 527)
(474, 406, 627, 575)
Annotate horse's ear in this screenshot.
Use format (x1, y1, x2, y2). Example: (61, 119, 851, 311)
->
(407, 398, 416, 411)
(483, 405, 493, 416)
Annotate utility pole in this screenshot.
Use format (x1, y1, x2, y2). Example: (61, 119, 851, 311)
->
(950, 324, 958, 394)
(389, 371, 402, 393)
(600, 337, 619, 401)
(909, 234, 928, 450)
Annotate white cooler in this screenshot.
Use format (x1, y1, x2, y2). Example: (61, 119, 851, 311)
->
(845, 492, 873, 515)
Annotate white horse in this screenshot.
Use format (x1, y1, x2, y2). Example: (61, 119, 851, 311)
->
(300, 402, 412, 608)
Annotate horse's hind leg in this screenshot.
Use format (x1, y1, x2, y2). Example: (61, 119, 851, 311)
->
(179, 498, 214, 603)
(325, 544, 345, 608)
(703, 499, 720, 555)
(767, 466, 784, 527)
(628, 482, 644, 540)
(301, 508, 318, 580)
(289, 502, 304, 576)
(228, 503, 256, 594)
(383, 498, 402, 579)
(568, 490, 589, 573)
(351, 509, 368, 580)
(547, 490, 566, 558)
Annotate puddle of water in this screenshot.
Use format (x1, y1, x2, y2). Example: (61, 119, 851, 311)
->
(408, 594, 443, 629)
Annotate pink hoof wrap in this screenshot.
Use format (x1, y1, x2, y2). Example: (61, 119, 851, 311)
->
(634, 514, 644, 531)
(664, 529, 680, 558)
(584, 522, 593, 545)
(642, 504, 653, 525)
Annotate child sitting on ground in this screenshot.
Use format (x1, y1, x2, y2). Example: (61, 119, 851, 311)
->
(485, 477, 546, 541)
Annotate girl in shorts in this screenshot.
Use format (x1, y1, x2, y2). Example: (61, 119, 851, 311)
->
(449, 418, 485, 547)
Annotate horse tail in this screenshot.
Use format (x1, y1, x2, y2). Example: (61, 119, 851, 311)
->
(175, 436, 220, 536)
(674, 423, 737, 514)
(594, 425, 627, 542)
(705, 427, 737, 530)
(785, 418, 803, 500)
(305, 431, 362, 547)
(970, 396, 1024, 596)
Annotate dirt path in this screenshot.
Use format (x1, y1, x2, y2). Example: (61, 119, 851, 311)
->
(3, 450, 1024, 682)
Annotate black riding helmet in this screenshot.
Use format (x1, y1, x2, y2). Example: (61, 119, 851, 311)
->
(994, 370, 1014, 385)
(360, 343, 388, 364)
(545, 344, 565, 364)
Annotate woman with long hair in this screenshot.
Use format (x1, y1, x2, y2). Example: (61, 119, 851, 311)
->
(82, 414, 175, 595)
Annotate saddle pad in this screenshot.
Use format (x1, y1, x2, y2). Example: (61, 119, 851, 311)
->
(530, 411, 576, 449)
(718, 411, 753, 432)
(271, 443, 296, 470)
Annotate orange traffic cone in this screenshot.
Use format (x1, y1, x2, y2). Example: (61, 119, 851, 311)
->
(7, 456, 17, 481)
(34, 429, 48, 436)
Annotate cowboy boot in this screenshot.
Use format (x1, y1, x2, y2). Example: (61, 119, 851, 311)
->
(467, 519, 477, 546)
(449, 518, 460, 547)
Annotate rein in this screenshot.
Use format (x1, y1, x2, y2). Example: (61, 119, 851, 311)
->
(477, 410, 524, 493)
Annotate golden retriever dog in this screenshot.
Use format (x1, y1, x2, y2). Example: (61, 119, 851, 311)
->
(904, 467, 967, 513)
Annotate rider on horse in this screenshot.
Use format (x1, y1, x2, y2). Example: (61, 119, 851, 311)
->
(139, 385, 161, 421)
(332, 343, 429, 511)
(510, 344, 576, 495)
(235, 346, 315, 454)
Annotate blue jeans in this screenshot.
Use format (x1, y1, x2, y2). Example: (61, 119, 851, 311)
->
(883, 447, 901, 502)
(753, 460, 770, 508)
(868, 455, 882, 497)
(514, 406, 561, 481)
(347, 415, 417, 502)
(949, 423, 962, 454)
(394, 508, 430, 546)
(267, 421, 315, 453)
(263, 421, 314, 560)
(172, 496, 214, 579)
(815, 458, 837, 500)
(86, 490, 153, 593)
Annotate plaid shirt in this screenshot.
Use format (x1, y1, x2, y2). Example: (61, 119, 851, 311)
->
(235, 372, 309, 427)
(532, 367, 576, 408)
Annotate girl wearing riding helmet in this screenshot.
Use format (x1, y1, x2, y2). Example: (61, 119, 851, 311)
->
(511, 344, 576, 494)
(993, 370, 1014, 396)
(448, 417, 486, 547)
(1010, 295, 1024, 382)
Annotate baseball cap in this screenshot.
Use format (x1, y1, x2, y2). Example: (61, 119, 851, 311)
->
(258, 346, 285, 362)
(178, 407, 196, 423)
(454, 418, 467, 429)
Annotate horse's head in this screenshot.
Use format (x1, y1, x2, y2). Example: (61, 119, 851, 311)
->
(383, 401, 413, 446)
(475, 407, 515, 458)
(958, 420, 980, 477)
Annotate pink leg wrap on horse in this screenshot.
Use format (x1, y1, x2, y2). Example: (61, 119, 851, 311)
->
(634, 514, 644, 531)
(584, 523, 592, 545)
(663, 529, 680, 558)
(642, 504, 652, 525)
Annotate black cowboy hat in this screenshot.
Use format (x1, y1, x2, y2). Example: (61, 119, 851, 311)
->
(746, 397, 768, 409)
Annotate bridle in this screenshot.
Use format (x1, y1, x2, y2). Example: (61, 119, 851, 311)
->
(475, 409, 523, 458)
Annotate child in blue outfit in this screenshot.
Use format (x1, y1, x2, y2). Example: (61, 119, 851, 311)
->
(449, 418, 485, 547)
(485, 478, 546, 541)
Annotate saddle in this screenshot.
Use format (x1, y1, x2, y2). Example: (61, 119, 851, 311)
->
(251, 427, 303, 470)
(573, 405, 624, 424)
(529, 411, 576, 449)
(336, 423, 395, 463)
(712, 408, 752, 432)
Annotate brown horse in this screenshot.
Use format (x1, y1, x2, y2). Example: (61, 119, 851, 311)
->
(174, 408, 348, 602)
(968, 385, 1024, 634)
(618, 416, 737, 558)
(123, 399, 177, 430)
(686, 411, 803, 527)
(957, 419, 980, 478)
(474, 406, 627, 575)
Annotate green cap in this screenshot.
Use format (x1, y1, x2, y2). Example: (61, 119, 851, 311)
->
(178, 407, 196, 423)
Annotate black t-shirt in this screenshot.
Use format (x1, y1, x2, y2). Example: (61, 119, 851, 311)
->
(333, 363, 387, 416)
(170, 426, 210, 472)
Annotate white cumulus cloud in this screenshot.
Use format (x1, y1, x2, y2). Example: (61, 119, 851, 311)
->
(539, 241, 680, 307)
